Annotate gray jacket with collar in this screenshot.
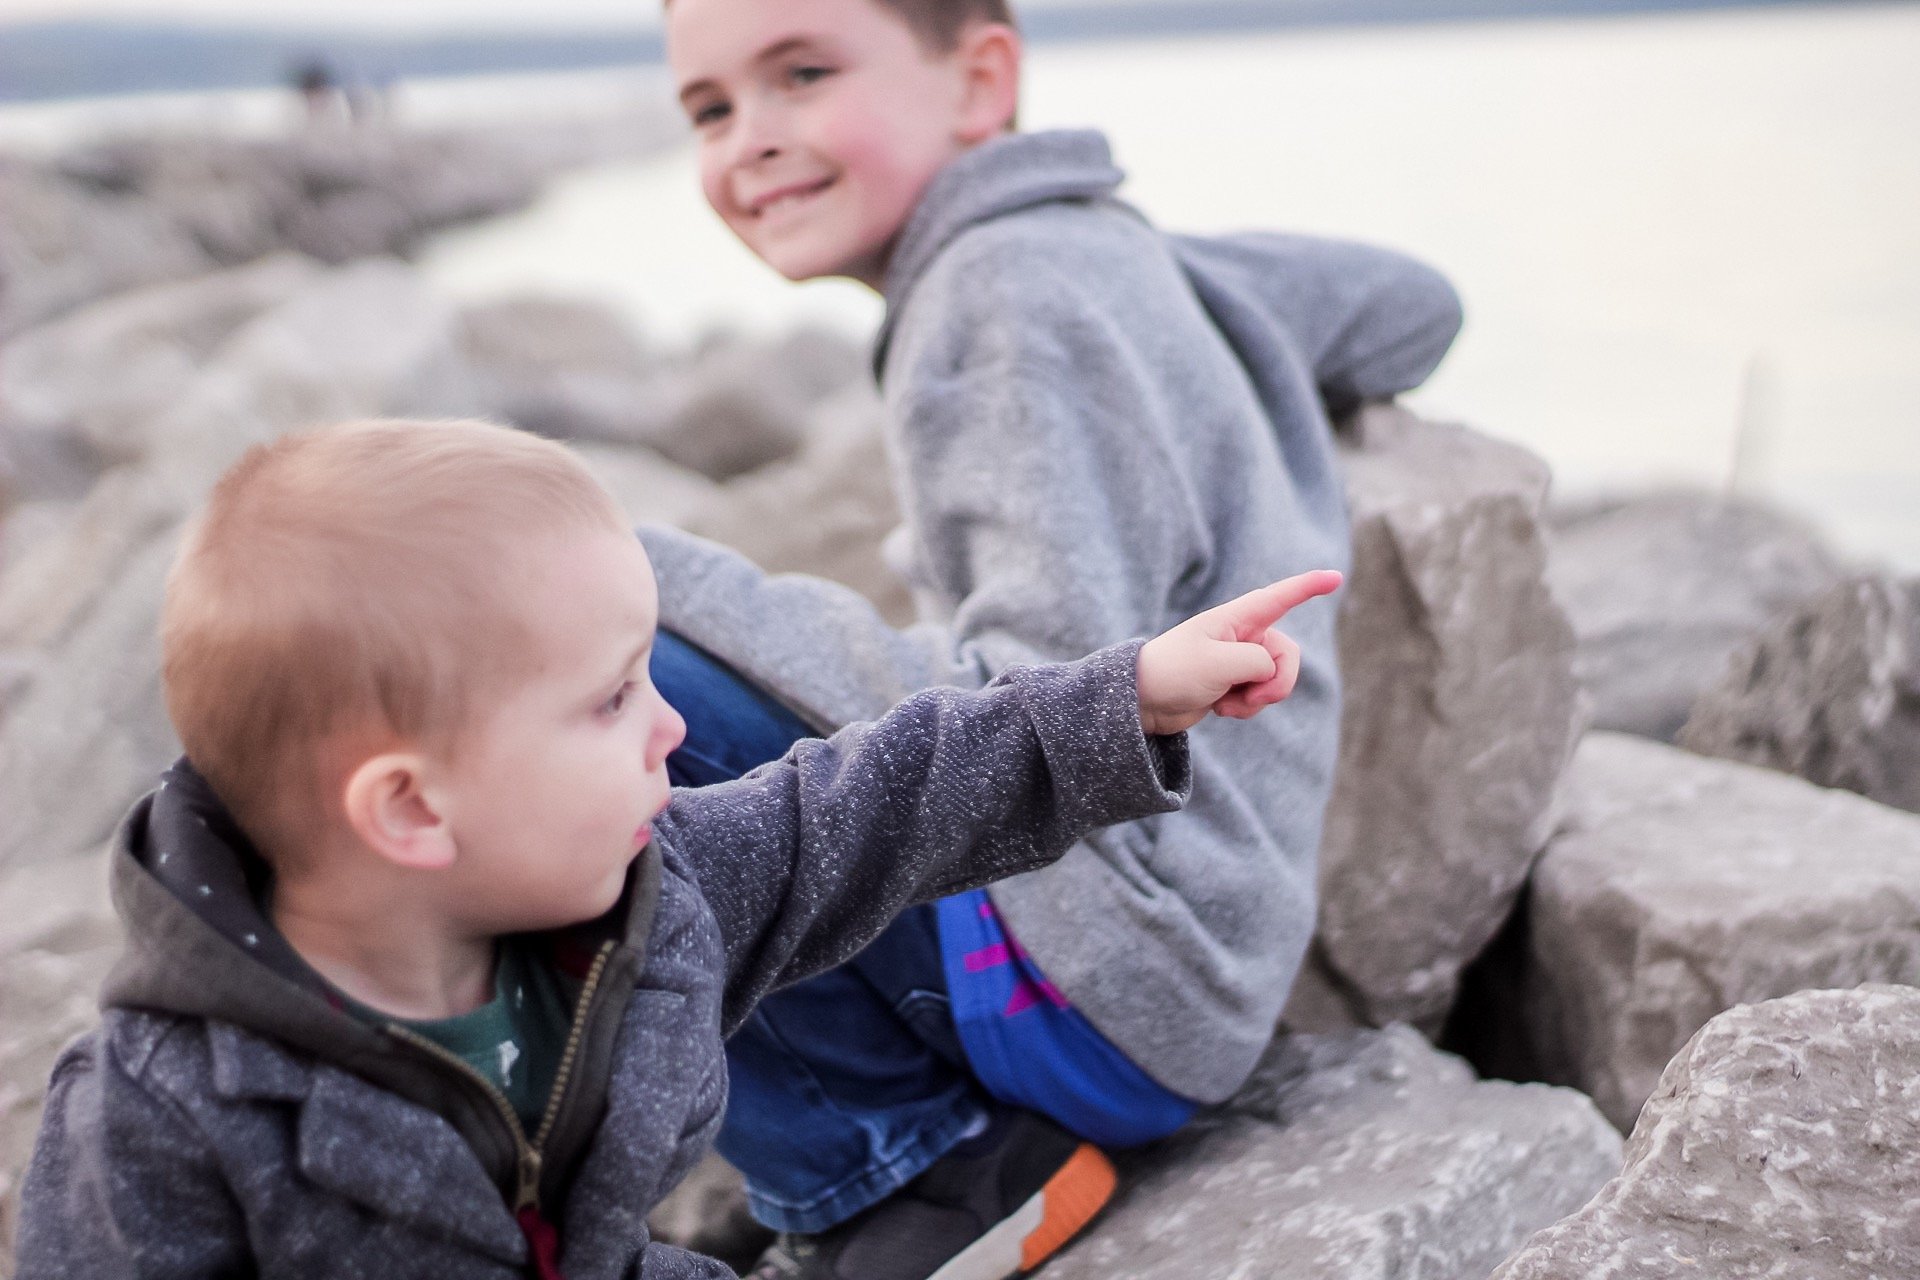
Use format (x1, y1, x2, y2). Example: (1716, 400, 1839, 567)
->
(15, 644, 1186, 1279)
(640, 128, 1462, 1102)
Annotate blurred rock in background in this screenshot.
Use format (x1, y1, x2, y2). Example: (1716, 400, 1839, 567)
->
(1545, 490, 1847, 742)
(1680, 573, 1920, 813)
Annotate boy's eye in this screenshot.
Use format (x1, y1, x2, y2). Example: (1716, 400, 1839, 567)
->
(787, 65, 832, 88)
(689, 100, 731, 128)
(599, 682, 637, 717)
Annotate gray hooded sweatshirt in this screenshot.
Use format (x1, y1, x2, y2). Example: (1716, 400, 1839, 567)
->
(17, 646, 1187, 1278)
(640, 130, 1461, 1102)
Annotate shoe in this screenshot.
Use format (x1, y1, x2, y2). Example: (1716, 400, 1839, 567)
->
(745, 1110, 1116, 1280)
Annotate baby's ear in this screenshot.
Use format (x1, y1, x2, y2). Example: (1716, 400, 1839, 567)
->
(344, 751, 456, 872)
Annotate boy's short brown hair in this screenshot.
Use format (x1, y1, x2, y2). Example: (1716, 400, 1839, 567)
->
(878, 0, 1015, 51)
(161, 418, 627, 857)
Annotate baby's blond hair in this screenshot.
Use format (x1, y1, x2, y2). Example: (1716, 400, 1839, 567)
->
(162, 418, 628, 858)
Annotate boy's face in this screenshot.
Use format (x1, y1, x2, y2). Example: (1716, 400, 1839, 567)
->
(668, 0, 984, 287)
(434, 529, 686, 934)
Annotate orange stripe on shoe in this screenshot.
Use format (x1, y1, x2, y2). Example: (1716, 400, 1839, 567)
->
(1018, 1143, 1116, 1271)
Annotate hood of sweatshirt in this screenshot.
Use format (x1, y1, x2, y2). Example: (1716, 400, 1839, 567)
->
(875, 128, 1128, 369)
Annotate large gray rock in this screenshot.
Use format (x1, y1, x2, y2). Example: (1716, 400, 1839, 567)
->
(1510, 732, 1920, 1130)
(574, 442, 723, 532)
(444, 312, 867, 482)
(0, 113, 677, 344)
(686, 386, 912, 625)
(0, 262, 465, 873)
(1045, 1026, 1621, 1280)
(1547, 490, 1847, 742)
(0, 156, 217, 342)
(1490, 985, 1920, 1279)
(0, 254, 324, 486)
(1297, 405, 1582, 1033)
(136, 258, 465, 490)
(640, 328, 866, 482)
(0, 849, 120, 1274)
(1680, 574, 1920, 814)
(0, 494, 183, 875)
(446, 295, 658, 446)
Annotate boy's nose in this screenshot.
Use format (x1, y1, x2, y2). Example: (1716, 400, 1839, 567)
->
(727, 100, 784, 167)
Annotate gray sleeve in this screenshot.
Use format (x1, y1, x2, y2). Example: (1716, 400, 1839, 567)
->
(16, 1036, 250, 1278)
(651, 642, 1190, 1032)
(1177, 231, 1463, 413)
(639, 522, 941, 727)
(644, 278, 1209, 716)
(884, 299, 1214, 678)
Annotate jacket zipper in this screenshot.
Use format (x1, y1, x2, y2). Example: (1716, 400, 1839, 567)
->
(384, 940, 617, 1215)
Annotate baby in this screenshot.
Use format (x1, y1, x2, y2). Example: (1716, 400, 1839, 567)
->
(16, 416, 1339, 1279)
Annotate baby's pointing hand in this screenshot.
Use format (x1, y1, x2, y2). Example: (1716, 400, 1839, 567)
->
(1136, 570, 1344, 737)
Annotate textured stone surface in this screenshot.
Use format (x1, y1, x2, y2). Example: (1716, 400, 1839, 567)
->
(1045, 1026, 1621, 1280)
(0, 118, 671, 341)
(0, 155, 215, 344)
(1512, 733, 1920, 1130)
(639, 328, 864, 482)
(1491, 985, 1920, 1279)
(1681, 574, 1920, 814)
(0, 850, 120, 1274)
(442, 295, 658, 446)
(0, 502, 182, 874)
(0, 262, 464, 874)
(1547, 490, 1846, 742)
(443, 308, 869, 483)
(133, 258, 465, 490)
(575, 442, 723, 532)
(1300, 405, 1582, 1033)
(0, 254, 323, 478)
(686, 386, 913, 625)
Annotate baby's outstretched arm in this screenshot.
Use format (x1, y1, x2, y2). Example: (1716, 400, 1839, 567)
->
(665, 570, 1342, 1031)
(1137, 569, 1343, 735)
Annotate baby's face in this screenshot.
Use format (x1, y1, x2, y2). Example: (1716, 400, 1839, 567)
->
(669, 0, 976, 286)
(433, 529, 685, 934)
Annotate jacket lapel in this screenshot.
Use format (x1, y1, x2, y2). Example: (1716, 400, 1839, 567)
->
(205, 1025, 524, 1261)
(295, 1064, 528, 1261)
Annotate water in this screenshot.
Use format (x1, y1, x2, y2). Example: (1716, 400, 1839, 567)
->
(417, 2, 1920, 570)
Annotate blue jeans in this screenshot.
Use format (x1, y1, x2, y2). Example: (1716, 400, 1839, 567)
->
(653, 631, 992, 1233)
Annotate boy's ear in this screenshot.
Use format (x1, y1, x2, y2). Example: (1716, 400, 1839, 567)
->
(952, 22, 1021, 144)
(342, 751, 458, 872)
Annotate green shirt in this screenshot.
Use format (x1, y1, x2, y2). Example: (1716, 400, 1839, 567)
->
(346, 943, 574, 1133)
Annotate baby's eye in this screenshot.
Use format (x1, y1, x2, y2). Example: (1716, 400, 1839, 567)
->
(787, 65, 833, 88)
(599, 682, 637, 718)
(689, 100, 731, 128)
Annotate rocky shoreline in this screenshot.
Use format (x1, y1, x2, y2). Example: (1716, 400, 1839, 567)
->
(2, 117, 1915, 1277)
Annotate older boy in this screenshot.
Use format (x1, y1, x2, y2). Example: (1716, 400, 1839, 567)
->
(653, 0, 1462, 1275)
(15, 417, 1336, 1279)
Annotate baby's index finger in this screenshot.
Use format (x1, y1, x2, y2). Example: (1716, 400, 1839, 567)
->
(1225, 570, 1344, 632)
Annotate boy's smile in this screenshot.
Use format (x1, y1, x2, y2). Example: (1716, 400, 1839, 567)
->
(668, 0, 1016, 288)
